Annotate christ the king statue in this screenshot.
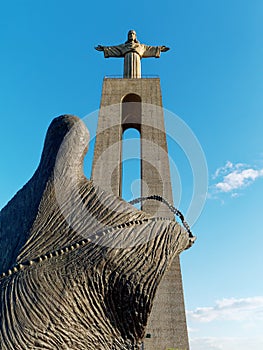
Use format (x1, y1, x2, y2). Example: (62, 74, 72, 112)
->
(95, 30, 170, 78)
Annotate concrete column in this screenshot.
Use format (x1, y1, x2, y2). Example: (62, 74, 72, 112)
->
(92, 78, 189, 350)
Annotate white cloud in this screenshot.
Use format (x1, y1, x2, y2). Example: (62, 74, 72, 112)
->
(187, 297, 263, 349)
(187, 296, 263, 323)
(216, 168, 263, 192)
(213, 161, 263, 193)
(212, 161, 245, 179)
(190, 336, 263, 350)
(190, 337, 223, 350)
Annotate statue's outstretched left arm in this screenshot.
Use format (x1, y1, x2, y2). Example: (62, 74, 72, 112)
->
(160, 46, 170, 52)
(95, 45, 104, 51)
(142, 45, 170, 58)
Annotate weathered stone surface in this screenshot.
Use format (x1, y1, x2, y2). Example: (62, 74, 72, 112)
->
(0, 115, 194, 350)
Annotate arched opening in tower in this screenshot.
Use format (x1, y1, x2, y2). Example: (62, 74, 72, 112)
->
(121, 94, 142, 206)
(121, 93, 141, 131)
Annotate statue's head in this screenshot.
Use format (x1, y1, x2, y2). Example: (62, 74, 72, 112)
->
(127, 30, 138, 43)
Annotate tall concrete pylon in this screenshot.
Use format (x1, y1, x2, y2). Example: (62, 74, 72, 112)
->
(92, 77, 189, 350)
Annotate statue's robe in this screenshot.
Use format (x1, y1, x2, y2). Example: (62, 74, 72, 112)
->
(102, 42, 162, 78)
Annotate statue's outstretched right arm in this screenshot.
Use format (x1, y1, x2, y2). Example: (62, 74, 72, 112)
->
(95, 44, 124, 58)
(95, 45, 104, 51)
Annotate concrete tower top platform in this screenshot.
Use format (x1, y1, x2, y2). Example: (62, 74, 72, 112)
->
(100, 77, 163, 106)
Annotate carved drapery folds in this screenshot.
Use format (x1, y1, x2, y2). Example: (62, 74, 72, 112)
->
(0, 115, 194, 349)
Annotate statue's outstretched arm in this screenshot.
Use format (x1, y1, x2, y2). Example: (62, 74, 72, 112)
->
(95, 44, 123, 58)
(160, 46, 170, 52)
(143, 45, 170, 58)
(95, 45, 104, 51)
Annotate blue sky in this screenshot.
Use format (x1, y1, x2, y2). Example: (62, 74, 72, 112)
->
(1, 1, 263, 349)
